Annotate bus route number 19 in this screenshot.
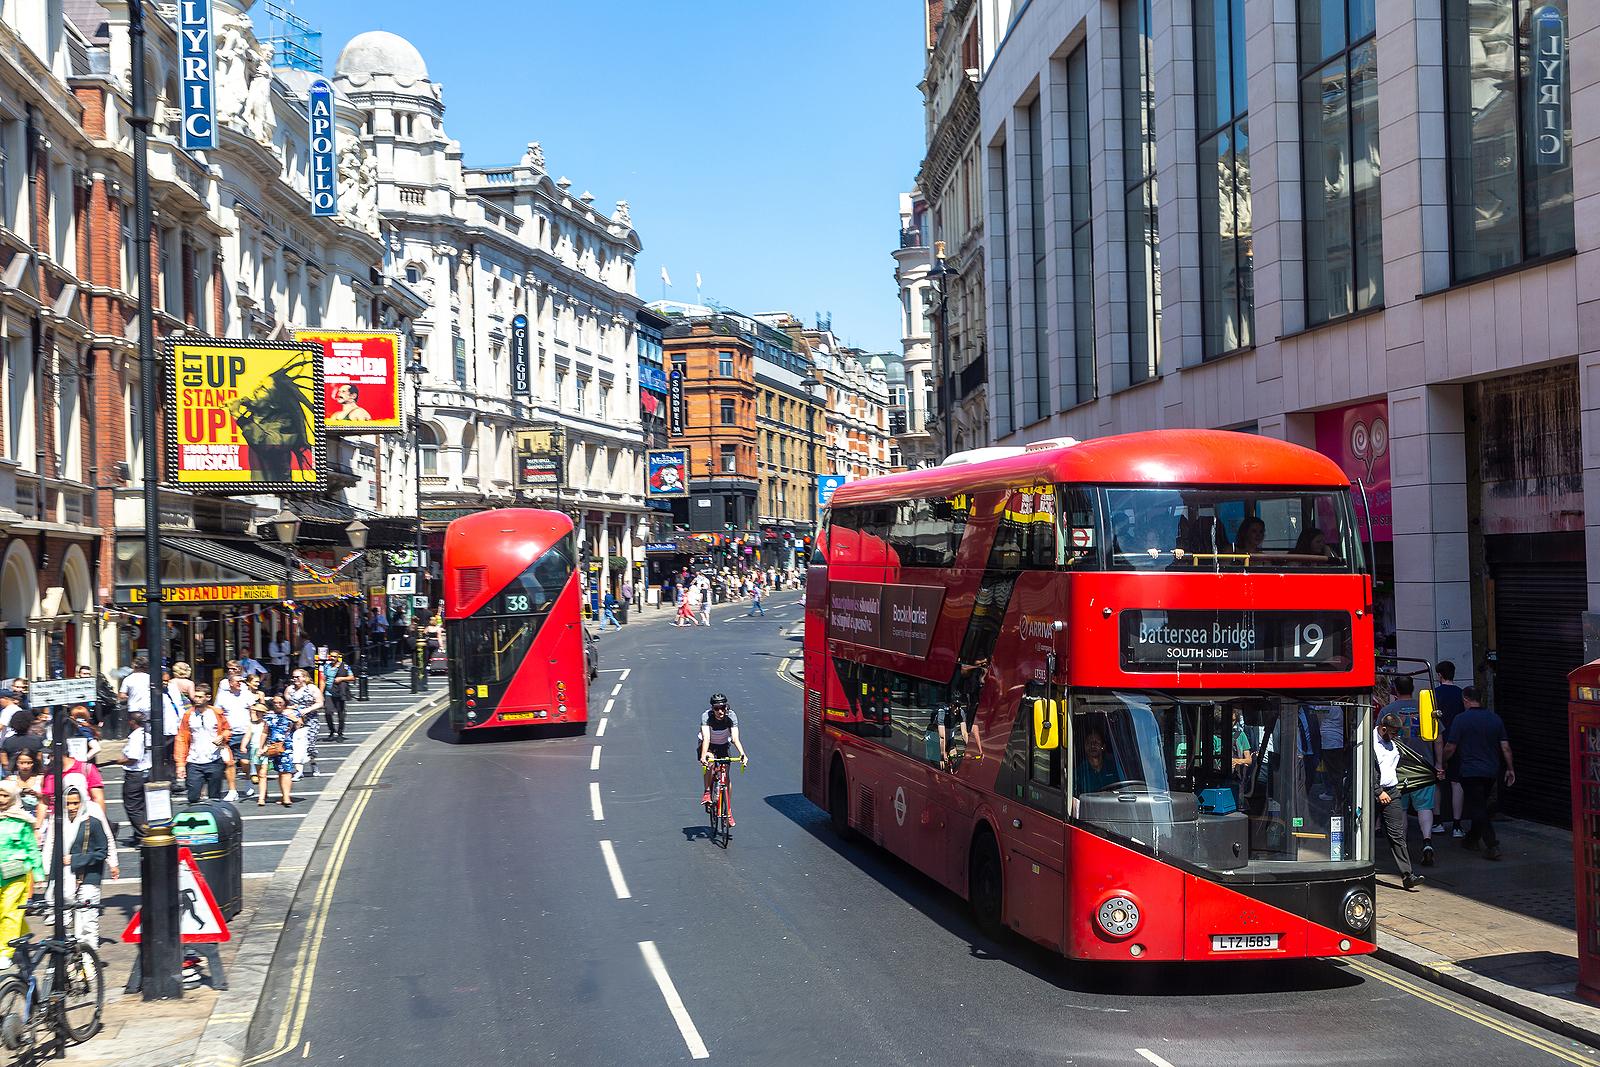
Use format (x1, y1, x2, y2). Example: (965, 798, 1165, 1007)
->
(1292, 623, 1324, 659)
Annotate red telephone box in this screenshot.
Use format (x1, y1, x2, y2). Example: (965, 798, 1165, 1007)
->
(1567, 661, 1600, 1005)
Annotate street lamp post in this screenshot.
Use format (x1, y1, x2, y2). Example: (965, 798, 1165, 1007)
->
(129, 0, 183, 1001)
(931, 241, 955, 460)
(347, 519, 370, 702)
(270, 509, 301, 661)
(407, 356, 427, 693)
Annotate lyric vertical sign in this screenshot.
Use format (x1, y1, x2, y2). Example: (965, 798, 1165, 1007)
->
(308, 79, 337, 217)
(1533, 5, 1568, 165)
(178, 0, 216, 150)
(511, 314, 531, 397)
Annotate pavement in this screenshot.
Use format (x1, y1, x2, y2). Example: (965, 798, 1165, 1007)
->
(1375, 811, 1600, 1048)
(239, 590, 1600, 1066)
(48, 668, 446, 1067)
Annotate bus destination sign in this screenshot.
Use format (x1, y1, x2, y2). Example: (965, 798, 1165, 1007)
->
(1120, 609, 1351, 672)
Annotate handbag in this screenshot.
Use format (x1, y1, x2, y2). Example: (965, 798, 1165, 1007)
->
(264, 740, 286, 757)
(0, 856, 29, 882)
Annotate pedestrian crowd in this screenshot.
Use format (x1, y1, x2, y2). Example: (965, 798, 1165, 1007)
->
(655, 567, 798, 628)
(1374, 659, 1517, 891)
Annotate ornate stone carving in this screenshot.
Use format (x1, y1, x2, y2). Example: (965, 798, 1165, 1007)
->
(241, 43, 278, 145)
(521, 141, 545, 171)
(336, 136, 380, 236)
(612, 200, 631, 227)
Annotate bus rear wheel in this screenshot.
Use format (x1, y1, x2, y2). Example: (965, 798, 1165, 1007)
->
(829, 761, 852, 840)
(969, 829, 1004, 940)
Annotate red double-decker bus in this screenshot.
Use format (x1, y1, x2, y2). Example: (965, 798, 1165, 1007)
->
(443, 509, 588, 735)
(803, 430, 1380, 961)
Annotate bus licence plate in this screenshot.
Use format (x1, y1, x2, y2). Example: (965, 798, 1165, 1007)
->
(1211, 933, 1278, 952)
(499, 712, 537, 722)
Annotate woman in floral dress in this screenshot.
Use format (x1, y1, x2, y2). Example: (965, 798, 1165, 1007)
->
(259, 695, 298, 807)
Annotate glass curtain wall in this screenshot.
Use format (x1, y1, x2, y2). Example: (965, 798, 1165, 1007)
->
(1445, 0, 1573, 280)
(1196, 0, 1254, 357)
(1122, 0, 1161, 383)
(1062, 45, 1097, 408)
(1299, 0, 1382, 324)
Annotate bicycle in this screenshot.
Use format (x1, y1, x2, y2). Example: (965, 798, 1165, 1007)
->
(703, 757, 745, 849)
(0, 903, 104, 1059)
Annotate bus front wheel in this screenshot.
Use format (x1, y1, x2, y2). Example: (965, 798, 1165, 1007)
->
(969, 828, 1004, 940)
(829, 760, 852, 840)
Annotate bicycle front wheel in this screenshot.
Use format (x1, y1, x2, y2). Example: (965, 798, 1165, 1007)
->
(57, 942, 102, 1044)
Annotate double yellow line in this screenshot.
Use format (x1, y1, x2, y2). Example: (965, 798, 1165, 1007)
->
(242, 708, 434, 1066)
(1346, 957, 1599, 1065)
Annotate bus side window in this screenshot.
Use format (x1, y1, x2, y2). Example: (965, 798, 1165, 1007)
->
(1060, 487, 1098, 568)
(829, 506, 861, 565)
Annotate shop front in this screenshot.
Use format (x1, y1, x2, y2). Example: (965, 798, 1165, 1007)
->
(113, 536, 360, 688)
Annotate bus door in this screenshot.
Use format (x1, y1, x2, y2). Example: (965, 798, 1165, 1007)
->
(1002, 686, 1067, 950)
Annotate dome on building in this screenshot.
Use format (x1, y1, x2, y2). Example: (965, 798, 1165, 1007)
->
(336, 30, 429, 83)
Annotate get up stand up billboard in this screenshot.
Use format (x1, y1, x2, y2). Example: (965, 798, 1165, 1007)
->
(165, 338, 327, 492)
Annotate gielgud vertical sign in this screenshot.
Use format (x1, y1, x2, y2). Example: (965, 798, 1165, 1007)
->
(165, 337, 327, 491)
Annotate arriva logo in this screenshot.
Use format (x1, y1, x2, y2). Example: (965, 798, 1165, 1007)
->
(1019, 616, 1058, 641)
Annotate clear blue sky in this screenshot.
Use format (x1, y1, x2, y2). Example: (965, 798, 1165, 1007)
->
(307, 0, 925, 353)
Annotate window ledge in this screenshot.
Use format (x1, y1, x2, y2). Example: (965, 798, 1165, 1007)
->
(1196, 343, 1256, 367)
(1275, 303, 1384, 346)
(1422, 248, 1576, 300)
(1113, 373, 1164, 397)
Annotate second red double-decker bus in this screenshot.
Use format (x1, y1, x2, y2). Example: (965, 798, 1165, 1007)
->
(804, 430, 1381, 961)
(444, 508, 588, 735)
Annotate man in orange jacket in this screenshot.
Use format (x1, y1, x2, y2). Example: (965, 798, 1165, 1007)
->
(174, 685, 233, 804)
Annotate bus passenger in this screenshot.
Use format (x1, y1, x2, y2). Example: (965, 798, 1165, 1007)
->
(1235, 516, 1266, 555)
(1076, 726, 1121, 793)
(1292, 527, 1331, 559)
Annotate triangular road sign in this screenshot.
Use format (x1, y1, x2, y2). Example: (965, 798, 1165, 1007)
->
(120, 847, 231, 944)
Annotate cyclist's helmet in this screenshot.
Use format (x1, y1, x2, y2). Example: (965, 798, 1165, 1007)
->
(709, 693, 730, 712)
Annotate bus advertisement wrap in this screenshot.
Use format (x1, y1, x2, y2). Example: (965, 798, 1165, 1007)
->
(165, 338, 326, 492)
(295, 330, 403, 434)
(827, 581, 944, 658)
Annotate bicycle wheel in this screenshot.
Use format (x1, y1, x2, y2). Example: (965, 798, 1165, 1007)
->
(57, 942, 102, 1044)
(0, 974, 29, 1055)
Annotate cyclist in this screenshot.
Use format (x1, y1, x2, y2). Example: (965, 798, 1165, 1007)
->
(698, 693, 748, 826)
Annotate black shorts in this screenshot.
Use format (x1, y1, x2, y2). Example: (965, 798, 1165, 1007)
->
(706, 742, 730, 760)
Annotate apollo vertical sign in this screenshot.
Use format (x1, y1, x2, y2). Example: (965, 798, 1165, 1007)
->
(1533, 5, 1568, 165)
(308, 79, 338, 217)
(178, 0, 216, 150)
(511, 314, 531, 397)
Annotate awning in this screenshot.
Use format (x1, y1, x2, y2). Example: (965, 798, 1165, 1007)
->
(166, 536, 323, 583)
(113, 535, 362, 606)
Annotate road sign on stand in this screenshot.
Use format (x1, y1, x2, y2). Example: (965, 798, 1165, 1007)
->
(412, 595, 430, 610)
(121, 847, 230, 944)
(386, 573, 418, 595)
(29, 678, 99, 707)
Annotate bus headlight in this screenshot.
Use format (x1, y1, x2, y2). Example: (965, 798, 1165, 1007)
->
(1096, 895, 1140, 939)
(1342, 889, 1373, 931)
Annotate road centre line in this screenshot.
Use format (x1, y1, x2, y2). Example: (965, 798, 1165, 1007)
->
(590, 746, 602, 771)
(638, 941, 709, 1060)
(597, 718, 608, 737)
(599, 840, 631, 899)
(590, 782, 604, 821)
(611, 684, 622, 697)
(1345, 958, 1599, 1065)
(602, 698, 615, 716)
(618, 668, 630, 681)
(1136, 1049, 1176, 1067)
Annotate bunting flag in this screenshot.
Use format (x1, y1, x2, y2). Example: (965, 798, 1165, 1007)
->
(660, 265, 672, 287)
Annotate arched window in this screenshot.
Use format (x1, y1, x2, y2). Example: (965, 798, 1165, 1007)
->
(418, 423, 440, 477)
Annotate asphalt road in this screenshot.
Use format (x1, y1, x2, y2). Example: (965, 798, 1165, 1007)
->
(245, 592, 1600, 1066)
(97, 670, 430, 898)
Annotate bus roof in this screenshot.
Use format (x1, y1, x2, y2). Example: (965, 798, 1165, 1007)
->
(830, 429, 1350, 507)
(444, 509, 574, 618)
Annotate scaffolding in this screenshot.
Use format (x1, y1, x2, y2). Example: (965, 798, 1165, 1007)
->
(259, 0, 321, 73)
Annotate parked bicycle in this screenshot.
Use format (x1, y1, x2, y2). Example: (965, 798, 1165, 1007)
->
(0, 902, 103, 1059)
(704, 757, 745, 849)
